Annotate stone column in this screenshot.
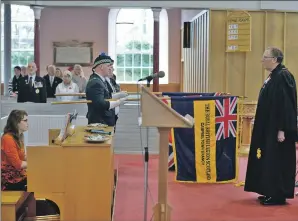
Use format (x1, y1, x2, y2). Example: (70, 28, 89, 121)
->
(151, 8, 161, 92)
(31, 6, 43, 76)
(3, 4, 11, 96)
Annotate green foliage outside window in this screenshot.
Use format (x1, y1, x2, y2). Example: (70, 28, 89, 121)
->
(116, 40, 154, 82)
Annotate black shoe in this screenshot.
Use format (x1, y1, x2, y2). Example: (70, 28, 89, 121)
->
(257, 195, 268, 201)
(260, 197, 286, 206)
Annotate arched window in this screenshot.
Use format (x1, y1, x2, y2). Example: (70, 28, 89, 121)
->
(1, 4, 34, 82)
(108, 8, 168, 84)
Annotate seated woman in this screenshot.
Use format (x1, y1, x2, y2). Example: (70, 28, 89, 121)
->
(1, 110, 28, 191)
(55, 70, 79, 102)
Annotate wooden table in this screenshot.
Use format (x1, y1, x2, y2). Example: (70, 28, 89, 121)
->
(27, 126, 115, 221)
(1, 191, 36, 221)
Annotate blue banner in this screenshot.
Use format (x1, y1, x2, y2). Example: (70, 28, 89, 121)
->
(168, 96, 239, 183)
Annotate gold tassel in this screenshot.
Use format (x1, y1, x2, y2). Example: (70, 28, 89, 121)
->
(234, 181, 245, 187)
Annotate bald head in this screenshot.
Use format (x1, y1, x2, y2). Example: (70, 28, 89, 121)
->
(27, 62, 37, 75)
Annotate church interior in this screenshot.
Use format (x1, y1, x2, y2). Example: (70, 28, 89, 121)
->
(1, 1, 298, 221)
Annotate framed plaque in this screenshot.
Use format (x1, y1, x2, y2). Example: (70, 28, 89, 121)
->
(226, 11, 252, 52)
(53, 40, 93, 66)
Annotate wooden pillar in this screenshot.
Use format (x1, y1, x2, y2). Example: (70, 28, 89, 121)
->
(3, 4, 11, 96)
(31, 6, 43, 76)
(152, 8, 161, 92)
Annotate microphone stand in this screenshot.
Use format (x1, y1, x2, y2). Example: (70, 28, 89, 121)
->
(143, 79, 151, 221)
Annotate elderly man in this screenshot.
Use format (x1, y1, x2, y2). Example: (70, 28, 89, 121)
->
(244, 47, 297, 206)
(17, 62, 47, 103)
(43, 64, 62, 98)
(86, 53, 127, 126)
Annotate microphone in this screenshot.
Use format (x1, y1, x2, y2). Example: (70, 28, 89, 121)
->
(138, 71, 165, 82)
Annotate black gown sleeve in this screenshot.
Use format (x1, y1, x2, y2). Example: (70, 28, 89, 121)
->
(274, 70, 297, 132)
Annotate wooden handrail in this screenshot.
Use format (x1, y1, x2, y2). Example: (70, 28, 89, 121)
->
(54, 91, 163, 97)
(51, 100, 92, 105)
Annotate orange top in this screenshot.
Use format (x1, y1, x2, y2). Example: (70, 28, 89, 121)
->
(1, 133, 27, 187)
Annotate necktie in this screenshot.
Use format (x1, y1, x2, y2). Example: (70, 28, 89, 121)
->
(29, 77, 33, 91)
(104, 80, 112, 97)
(106, 81, 113, 94)
(50, 77, 54, 87)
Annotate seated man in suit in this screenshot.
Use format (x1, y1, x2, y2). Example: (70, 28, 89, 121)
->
(86, 53, 127, 126)
(17, 62, 47, 103)
(43, 64, 62, 98)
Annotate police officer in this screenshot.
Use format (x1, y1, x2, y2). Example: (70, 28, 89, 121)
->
(86, 53, 127, 126)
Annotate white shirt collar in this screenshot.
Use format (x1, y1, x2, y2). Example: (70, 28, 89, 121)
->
(29, 73, 36, 79)
(105, 77, 115, 92)
(105, 77, 111, 82)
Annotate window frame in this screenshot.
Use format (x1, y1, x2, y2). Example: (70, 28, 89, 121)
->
(108, 8, 169, 84)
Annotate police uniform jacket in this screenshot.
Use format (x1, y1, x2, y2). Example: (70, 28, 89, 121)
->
(17, 75, 47, 103)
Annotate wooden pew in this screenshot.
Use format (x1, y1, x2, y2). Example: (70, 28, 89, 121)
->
(26, 126, 115, 221)
(1, 191, 36, 221)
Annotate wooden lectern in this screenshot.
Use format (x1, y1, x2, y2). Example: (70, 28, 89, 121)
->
(140, 86, 194, 221)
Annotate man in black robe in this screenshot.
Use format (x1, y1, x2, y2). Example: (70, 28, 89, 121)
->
(244, 47, 297, 206)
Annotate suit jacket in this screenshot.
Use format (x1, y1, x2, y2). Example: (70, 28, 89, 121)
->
(17, 75, 47, 103)
(12, 75, 23, 93)
(86, 73, 115, 126)
(43, 74, 62, 98)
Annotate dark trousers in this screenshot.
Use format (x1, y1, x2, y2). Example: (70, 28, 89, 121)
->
(114, 115, 119, 133)
(4, 178, 27, 191)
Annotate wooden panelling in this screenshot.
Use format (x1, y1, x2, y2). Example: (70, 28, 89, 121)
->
(209, 10, 298, 101)
(182, 10, 298, 101)
(119, 83, 180, 93)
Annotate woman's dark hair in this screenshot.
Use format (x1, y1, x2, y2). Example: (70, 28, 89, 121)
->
(3, 110, 28, 148)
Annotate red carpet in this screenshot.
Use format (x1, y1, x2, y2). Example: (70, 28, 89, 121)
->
(114, 155, 298, 221)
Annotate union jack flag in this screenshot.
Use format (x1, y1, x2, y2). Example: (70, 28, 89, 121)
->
(168, 133, 175, 171)
(215, 97, 237, 140)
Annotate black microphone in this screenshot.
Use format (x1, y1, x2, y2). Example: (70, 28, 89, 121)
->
(138, 71, 165, 82)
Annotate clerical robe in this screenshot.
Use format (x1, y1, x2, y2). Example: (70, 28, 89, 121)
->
(244, 64, 297, 199)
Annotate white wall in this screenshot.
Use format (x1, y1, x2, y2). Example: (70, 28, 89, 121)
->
(6, 1, 298, 12)
(181, 9, 202, 27)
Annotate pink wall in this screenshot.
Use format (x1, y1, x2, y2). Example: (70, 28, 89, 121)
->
(39, 7, 181, 83)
